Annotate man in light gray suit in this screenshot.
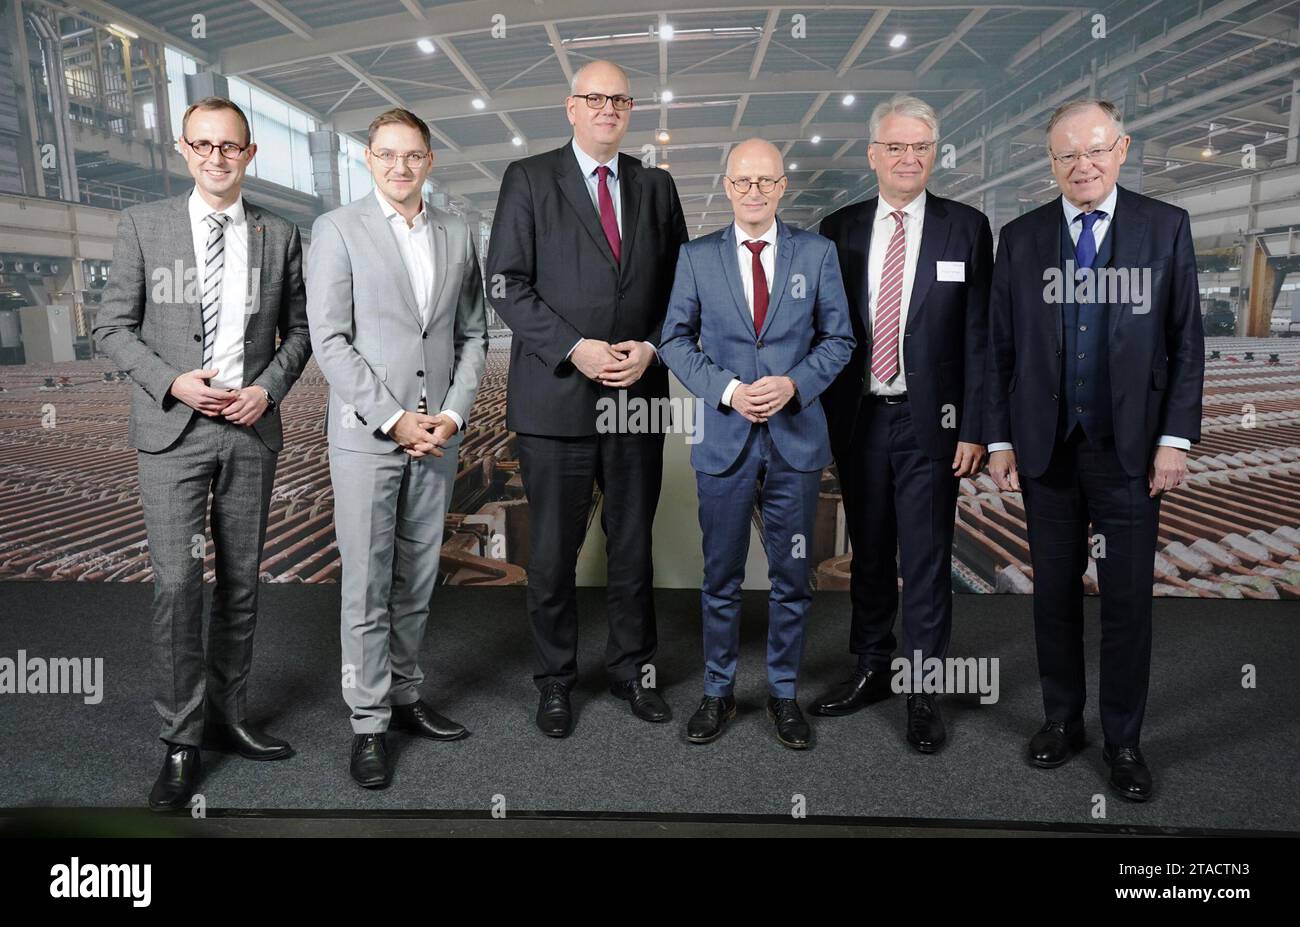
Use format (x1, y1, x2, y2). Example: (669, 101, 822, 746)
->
(93, 97, 312, 811)
(307, 108, 488, 789)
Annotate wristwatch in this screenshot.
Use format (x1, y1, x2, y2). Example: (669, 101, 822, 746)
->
(259, 386, 275, 409)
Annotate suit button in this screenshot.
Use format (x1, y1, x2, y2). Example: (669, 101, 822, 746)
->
(422, 332, 428, 339)
(1079, 325, 1088, 332)
(416, 370, 424, 377)
(756, 341, 764, 349)
(1076, 405, 1085, 413)
(1076, 378, 1085, 386)
(1051, 393, 1059, 401)
(192, 334, 201, 342)
(1055, 348, 1061, 356)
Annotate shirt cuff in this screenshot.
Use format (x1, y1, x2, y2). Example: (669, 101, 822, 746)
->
(565, 338, 584, 362)
(380, 408, 404, 436)
(721, 379, 741, 408)
(643, 340, 659, 365)
(440, 409, 464, 432)
(987, 442, 1014, 453)
(1157, 435, 1191, 450)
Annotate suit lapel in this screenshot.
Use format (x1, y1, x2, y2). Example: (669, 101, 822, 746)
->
(617, 155, 641, 278)
(717, 225, 755, 336)
(555, 146, 618, 270)
(360, 192, 422, 329)
(170, 193, 199, 326)
(242, 200, 266, 345)
(429, 214, 449, 327)
(848, 200, 876, 344)
(904, 194, 949, 335)
(1107, 186, 1147, 344)
(759, 218, 795, 340)
(1037, 197, 1065, 353)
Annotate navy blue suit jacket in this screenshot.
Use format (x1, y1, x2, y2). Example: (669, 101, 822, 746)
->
(984, 185, 1204, 479)
(658, 218, 855, 475)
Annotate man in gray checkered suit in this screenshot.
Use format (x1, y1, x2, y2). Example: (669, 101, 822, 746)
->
(93, 97, 312, 811)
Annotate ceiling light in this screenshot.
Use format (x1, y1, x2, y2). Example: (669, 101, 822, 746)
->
(656, 129, 671, 143)
(471, 97, 486, 110)
(658, 162, 670, 169)
(661, 90, 674, 103)
(889, 33, 907, 49)
(788, 162, 798, 170)
(417, 38, 436, 54)
(842, 94, 855, 106)
(810, 135, 821, 144)
(660, 24, 674, 41)
(511, 136, 522, 146)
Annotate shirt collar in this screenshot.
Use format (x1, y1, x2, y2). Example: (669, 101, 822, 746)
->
(188, 186, 244, 226)
(571, 138, 619, 181)
(376, 190, 427, 228)
(1062, 184, 1117, 225)
(733, 219, 778, 249)
(876, 189, 926, 223)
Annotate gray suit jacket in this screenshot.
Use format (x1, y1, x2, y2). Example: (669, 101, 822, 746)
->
(92, 190, 313, 453)
(307, 192, 488, 454)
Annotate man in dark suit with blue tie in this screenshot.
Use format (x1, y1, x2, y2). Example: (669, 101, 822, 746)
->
(660, 139, 854, 749)
(813, 96, 992, 754)
(986, 100, 1204, 801)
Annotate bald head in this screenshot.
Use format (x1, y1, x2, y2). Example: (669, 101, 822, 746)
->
(726, 138, 783, 178)
(724, 137, 787, 236)
(571, 60, 629, 96)
(567, 59, 632, 161)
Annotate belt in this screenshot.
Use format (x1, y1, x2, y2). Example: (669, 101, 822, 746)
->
(866, 392, 908, 404)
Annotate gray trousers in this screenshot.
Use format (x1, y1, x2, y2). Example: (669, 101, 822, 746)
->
(137, 414, 278, 746)
(329, 438, 457, 733)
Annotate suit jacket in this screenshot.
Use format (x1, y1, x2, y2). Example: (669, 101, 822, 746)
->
(306, 191, 489, 454)
(659, 218, 855, 475)
(486, 142, 688, 436)
(93, 190, 312, 453)
(818, 192, 993, 462)
(983, 185, 1204, 479)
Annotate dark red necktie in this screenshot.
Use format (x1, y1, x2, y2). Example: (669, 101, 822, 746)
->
(744, 240, 769, 335)
(596, 165, 621, 263)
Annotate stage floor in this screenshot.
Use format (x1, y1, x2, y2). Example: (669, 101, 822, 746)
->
(0, 584, 1295, 835)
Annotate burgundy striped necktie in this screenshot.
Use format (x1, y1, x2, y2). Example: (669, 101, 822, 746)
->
(595, 165, 621, 263)
(870, 210, 906, 384)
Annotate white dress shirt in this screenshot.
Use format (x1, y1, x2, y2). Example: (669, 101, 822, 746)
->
(375, 192, 464, 437)
(189, 188, 248, 391)
(721, 220, 777, 407)
(866, 190, 926, 396)
(987, 184, 1190, 454)
(565, 138, 657, 365)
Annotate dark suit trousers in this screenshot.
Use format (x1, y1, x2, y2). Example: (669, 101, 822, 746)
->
(137, 414, 278, 746)
(842, 398, 958, 671)
(696, 426, 821, 699)
(516, 430, 663, 689)
(1021, 427, 1161, 747)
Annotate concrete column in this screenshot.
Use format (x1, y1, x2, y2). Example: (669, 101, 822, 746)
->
(309, 129, 340, 210)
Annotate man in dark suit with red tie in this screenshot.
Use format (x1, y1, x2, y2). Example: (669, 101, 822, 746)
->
(814, 95, 992, 754)
(986, 100, 1204, 801)
(487, 60, 688, 738)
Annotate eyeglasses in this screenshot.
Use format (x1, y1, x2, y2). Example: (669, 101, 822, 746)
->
(184, 138, 251, 158)
(871, 140, 935, 157)
(370, 150, 430, 168)
(570, 93, 634, 111)
(1050, 135, 1123, 167)
(726, 176, 785, 194)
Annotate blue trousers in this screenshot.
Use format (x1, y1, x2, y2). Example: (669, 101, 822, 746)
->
(695, 426, 822, 699)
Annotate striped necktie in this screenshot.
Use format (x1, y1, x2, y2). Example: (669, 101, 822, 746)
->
(870, 210, 906, 385)
(201, 212, 232, 370)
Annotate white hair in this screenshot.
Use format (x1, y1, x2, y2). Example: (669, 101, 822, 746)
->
(1045, 99, 1126, 149)
(868, 95, 940, 142)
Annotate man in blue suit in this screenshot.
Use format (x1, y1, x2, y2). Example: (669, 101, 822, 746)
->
(660, 139, 854, 749)
(986, 100, 1204, 801)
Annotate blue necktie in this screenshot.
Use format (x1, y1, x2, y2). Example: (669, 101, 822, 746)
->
(1074, 210, 1105, 272)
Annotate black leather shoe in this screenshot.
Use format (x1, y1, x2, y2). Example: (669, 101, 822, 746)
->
(148, 744, 201, 812)
(686, 695, 736, 744)
(906, 694, 946, 753)
(1028, 719, 1086, 768)
(536, 681, 572, 738)
(1104, 743, 1153, 802)
(392, 701, 468, 741)
(350, 733, 391, 789)
(206, 721, 293, 760)
(610, 678, 671, 722)
(810, 668, 893, 716)
(766, 697, 811, 749)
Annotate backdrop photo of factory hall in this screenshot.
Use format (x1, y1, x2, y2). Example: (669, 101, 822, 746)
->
(1, 0, 1299, 601)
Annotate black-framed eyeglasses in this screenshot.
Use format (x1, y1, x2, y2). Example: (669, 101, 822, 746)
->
(370, 149, 431, 168)
(570, 92, 634, 111)
(183, 137, 252, 158)
(871, 140, 936, 157)
(726, 176, 785, 194)
(1050, 135, 1123, 166)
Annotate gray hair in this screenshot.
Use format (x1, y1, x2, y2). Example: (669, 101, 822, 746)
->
(1045, 99, 1125, 147)
(868, 94, 940, 142)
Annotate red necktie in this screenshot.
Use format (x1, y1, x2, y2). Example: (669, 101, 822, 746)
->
(871, 210, 906, 384)
(596, 165, 621, 264)
(744, 240, 769, 335)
